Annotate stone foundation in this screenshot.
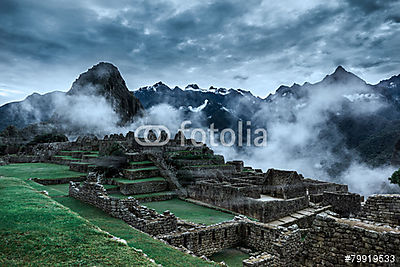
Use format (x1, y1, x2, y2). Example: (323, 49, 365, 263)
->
(69, 181, 177, 235)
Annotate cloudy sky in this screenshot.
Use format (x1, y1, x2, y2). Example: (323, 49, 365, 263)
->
(0, 0, 399, 105)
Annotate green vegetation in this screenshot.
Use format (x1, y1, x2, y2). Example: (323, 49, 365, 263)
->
(71, 161, 90, 165)
(142, 198, 235, 225)
(389, 168, 400, 186)
(209, 248, 249, 267)
(129, 161, 153, 165)
(54, 197, 216, 266)
(0, 177, 155, 266)
(54, 155, 81, 161)
(125, 166, 158, 172)
(0, 163, 85, 180)
(83, 154, 99, 158)
(113, 177, 165, 184)
(109, 191, 176, 199)
(0, 163, 215, 266)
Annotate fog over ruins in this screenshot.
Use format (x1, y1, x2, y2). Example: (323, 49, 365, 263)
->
(1, 0, 400, 266)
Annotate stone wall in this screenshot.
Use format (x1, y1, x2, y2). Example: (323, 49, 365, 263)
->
(322, 191, 362, 217)
(69, 181, 177, 235)
(188, 182, 309, 223)
(303, 178, 348, 195)
(119, 180, 168, 195)
(298, 213, 400, 266)
(159, 217, 302, 265)
(359, 194, 400, 226)
(160, 220, 243, 257)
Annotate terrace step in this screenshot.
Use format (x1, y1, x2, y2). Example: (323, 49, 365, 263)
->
(266, 206, 331, 228)
(132, 191, 177, 201)
(112, 177, 168, 195)
(129, 160, 154, 169)
(52, 155, 82, 165)
(59, 150, 85, 159)
(69, 162, 91, 173)
(82, 154, 99, 160)
(123, 166, 160, 180)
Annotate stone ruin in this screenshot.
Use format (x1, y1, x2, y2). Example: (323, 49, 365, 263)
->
(2, 129, 400, 266)
(69, 175, 177, 236)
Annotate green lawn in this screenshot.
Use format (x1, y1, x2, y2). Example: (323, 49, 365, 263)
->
(54, 196, 216, 267)
(0, 163, 216, 266)
(209, 248, 249, 267)
(0, 163, 85, 180)
(0, 177, 155, 266)
(142, 198, 235, 225)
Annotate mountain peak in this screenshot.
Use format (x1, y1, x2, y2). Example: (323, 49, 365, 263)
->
(66, 62, 144, 124)
(334, 65, 347, 74)
(185, 84, 200, 90)
(322, 65, 366, 85)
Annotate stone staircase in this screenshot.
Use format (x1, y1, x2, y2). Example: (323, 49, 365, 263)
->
(266, 206, 331, 228)
(52, 150, 99, 172)
(109, 153, 171, 197)
(166, 149, 236, 185)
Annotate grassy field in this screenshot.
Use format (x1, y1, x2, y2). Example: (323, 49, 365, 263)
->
(54, 196, 216, 267)
(0, 163, 217, 266)
(0, 163, 85, 180)
(209, 248, 249, 267)
(142, 198, 235, 225)
(0, 177, 155, 266)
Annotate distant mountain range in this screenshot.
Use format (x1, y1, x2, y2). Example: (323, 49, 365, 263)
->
(1, 63, 400, 173)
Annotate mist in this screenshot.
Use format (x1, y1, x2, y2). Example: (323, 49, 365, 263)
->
(18, 70, 398, 197)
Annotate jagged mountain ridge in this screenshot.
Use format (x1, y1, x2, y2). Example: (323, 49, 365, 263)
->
(1, 64, 400, 170)
(134, 66, 400, 169)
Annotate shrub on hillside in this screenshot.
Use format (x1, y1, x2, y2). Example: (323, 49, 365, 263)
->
(389, 169, 400, 187)
(29, 133, 68, 145)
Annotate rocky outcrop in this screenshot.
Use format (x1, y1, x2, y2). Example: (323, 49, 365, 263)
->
(66, 62, 144, 125)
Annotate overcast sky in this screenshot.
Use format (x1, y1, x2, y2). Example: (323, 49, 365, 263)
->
(0, 0, 399, 105)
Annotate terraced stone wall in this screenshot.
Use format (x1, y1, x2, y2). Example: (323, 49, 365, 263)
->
(160, 218, 301, 265)
(69, 181, 177, 235)
(359, 194, 400, 226)
(298, 214, 400, 266)
(188, 181, 308, 222)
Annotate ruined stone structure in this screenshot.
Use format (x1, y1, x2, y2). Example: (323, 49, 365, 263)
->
(359, 194, 400, 226)
(299, 213, 400, 266)
(3, 129, 400, 266)
(69, 179, 177, 235)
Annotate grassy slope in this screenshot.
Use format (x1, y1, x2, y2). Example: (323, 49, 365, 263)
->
(142, 198, 235, 225)
(54, 196, 216, 267)
(0, 163, 85, 180)
(0, 163, 216, 267)
(0, 177, 154, 266)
